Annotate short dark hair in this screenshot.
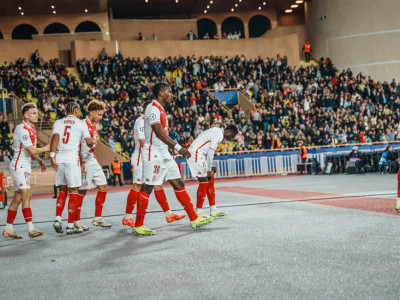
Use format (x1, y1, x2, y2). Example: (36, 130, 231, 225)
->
(66, 102, 80, 114)
(152, 82, 170, 98)
(22, 102, 37, 116)
(225, 124, 238, 136)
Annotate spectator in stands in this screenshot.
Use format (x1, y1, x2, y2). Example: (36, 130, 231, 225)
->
(31, 49, 40, 67)
(99, 48, 107, 60)
(187, 30, 197, 40)
(213, 33, 219, 40)
(138, 33, 144, 41)
(152, 33, 158, 41)
(203, 32, 210, 40)
(0, 118, 10, 136)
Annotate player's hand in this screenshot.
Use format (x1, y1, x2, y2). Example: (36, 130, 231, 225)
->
(43, 144, 50, 152)
(179, 148, 191, 159)
(81, 163, 86, 173)
(212, 167, 217, 173)
(39, 160, 46, 172)
(50, 157, 58, 171)
(207, 171, 212, 179)
(89, 146, 95, 153)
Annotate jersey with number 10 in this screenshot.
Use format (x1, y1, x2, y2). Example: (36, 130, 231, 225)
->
(53, 115, 90, 165)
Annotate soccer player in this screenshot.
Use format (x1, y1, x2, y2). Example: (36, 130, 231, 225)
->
(51, 102, 94, 235)
(124, 101, 185, 227)
(187, 125, 238, 218)
(3, 103, 49, 239)
(132, 82, 213, 236)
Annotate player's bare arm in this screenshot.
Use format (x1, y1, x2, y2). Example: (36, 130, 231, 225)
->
(50, 133, 59, 170)
(32, 154, 46, 172)
(25, 143, 50, 156)
(151, 123, 191, 158)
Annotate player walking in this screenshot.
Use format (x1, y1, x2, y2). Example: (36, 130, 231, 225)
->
(51, 102, 94, 235)
(187, 125, 238, 217)
(3, 103, 49, 239)
(132, 83, 213, 236)
(123, 101, 185, 227)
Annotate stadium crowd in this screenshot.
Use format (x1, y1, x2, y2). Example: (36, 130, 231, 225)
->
(1, 50, 400, 158)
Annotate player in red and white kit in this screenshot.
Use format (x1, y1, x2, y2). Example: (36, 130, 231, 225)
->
(51, 102, 93, 235)
(132, 82, 213, 236)
(123, 101, 185, 227)
(187, 125, 238, 218)
(3, 103, 49, 239)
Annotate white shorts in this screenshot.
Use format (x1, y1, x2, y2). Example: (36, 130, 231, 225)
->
(80, 162, 107, 190)
(131, 159, 143, 185)
(56, 163, 82, 188)
(187, 157, 208, 178)
(10, 166, 31, 191)
(143, 159, 181, 186)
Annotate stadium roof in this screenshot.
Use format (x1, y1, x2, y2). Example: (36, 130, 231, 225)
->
(0, 0, 304, 18)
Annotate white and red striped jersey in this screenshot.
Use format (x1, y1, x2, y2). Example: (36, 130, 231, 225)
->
(10, 122, 37, 171)
(80, 117, 98, 165)
(189, 127, 224, 162)
(142, 100, 171, 161)
(131, 114, 145, 166)
(53, 115, 90, 165)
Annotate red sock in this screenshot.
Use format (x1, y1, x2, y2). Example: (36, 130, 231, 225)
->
(397, 170, 400, 197)
(175, 187, 197, 221)
(126, 189, 140, 214)
(75, 194, 84, 221)
(207, 171, 216, 206)
(95, 190, 107, 218)
(6, 209, 17, 224)
(154, 189, 170, 212)
(135, 191, 150, 227)
(197, 182, 209, 209)
(22, 208, 33, 223)
(56, 190, 67, 217)
(68, 193, 79, 224)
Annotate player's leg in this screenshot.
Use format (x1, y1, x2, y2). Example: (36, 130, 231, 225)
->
(92, 184, 111, 228)
(53, 185, 68, 233)
(132, 183, 156, 235)
(65, 164, 84, 235)
(123, 163, 142, 227)
(207, 170, 227, 218)
(3, 190, 23, 239)
(154, 185, 185, 223)
(187, 158, 209, 217)
(20, 187, 43, 238)
(396, 169, 400, 211)
(168, 177, 213, 229)
(75, 189, 89, 231)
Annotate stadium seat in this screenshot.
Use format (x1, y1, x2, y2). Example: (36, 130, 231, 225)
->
(31, 97, 38, 104)
(50, 112, 57, 121)
(115, 142, 123, 153)
(8, 132, 13, 138)
(27, 93, 32, 100)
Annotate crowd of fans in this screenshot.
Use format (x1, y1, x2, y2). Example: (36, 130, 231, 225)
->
(1, 49, 400, 158)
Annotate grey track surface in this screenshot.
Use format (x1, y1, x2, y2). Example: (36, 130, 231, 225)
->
(1, 174, 400, 299)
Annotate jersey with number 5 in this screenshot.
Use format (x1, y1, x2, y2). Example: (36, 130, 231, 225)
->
(53, 115, 91, 165)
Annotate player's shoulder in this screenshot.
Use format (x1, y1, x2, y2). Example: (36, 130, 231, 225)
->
(14, 123, 25, 135)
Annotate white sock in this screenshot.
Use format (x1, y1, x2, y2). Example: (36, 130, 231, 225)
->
(210, 205, 217, 213)
(5, 223, 13, 231)
(74, 221, 81, 226)
(56, 216, 62, 222)
(197, 208, 203, 215)
(397, 198, 400, 204)
(124, 214, 132, 220)
(27, 222, 34, 231)
(165, 210, 172, 217)
(67, 223, 74, 229)
(93, 217, 101, 221)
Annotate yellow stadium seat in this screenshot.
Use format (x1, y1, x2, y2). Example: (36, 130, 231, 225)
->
(8, 133, 13, 138)
(31, 97, 38, 104)
(22, 88, 26, 92)
(27, 93, 32, 100)
(115, 142, 123, 153)
(110, 101, 116, 106)
(50, 112, 57, 121)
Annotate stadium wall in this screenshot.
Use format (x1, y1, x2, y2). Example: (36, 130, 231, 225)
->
(0, 40, 59, 63)
(306, 0, 400, 81)
(0, 12, 109, 39)
(71, 34, 300, 65)
(109, 19, 197, 41)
